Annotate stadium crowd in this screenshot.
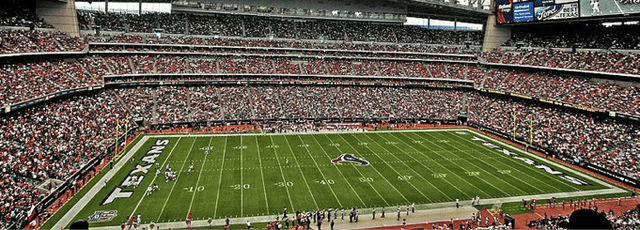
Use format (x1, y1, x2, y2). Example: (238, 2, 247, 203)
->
(4, 53, 640, 120)
(76, 10, 483, 45)
(3, 7, 640, 230)
(0, 90, 135, 228)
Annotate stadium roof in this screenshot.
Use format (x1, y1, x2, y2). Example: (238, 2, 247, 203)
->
(393, 0, 491, 23)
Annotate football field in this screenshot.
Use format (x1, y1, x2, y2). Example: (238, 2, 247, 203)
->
(64, 129, 615, 228)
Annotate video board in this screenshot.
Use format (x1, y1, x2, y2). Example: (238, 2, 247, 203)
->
(496, 0, 639, 24)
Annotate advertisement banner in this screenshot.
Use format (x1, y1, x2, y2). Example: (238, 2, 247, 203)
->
(535, 3, 579, 21)
(514, 2, 535, 22)
(496, 0, 514, 24)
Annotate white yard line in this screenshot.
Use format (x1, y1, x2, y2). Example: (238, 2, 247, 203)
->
(187, 136, 214, 215)
(240, 136, 244, 217)
(441, 132, 572, 192)
(372, 132, 479, 198)
(358, 133, 451, 201)
(130, 137, 183, 222)
(318, 134, 391, 206)
(280, 135, 320, 210)
(254, 136, 270, 215)
(400, 131, 525, 195)
(156, 137, 198, 222)
(267, 136, 295, 211)
(212, 137, 228, 218)
(336, 134, 414, 204)
(346, 133, 430, 202)
(306, 133, 367, 207)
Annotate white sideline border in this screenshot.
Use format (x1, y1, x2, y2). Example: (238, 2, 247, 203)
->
(51, 136, 151, 230)
(51, 128, 627, 229)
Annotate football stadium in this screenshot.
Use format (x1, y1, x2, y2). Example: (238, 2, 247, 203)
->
(1, 0, 640, 229)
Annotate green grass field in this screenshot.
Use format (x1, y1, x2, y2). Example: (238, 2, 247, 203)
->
(66, 129, 612, 228)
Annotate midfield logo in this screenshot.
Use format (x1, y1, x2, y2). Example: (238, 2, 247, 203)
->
(332, 153, 370, 166)
(88, 210, 118, 223)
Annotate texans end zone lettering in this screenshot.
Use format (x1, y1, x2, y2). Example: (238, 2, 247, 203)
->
(471, 136, 589, 186)
(332, 153, 370, 166)
(101, 139, 170, 205)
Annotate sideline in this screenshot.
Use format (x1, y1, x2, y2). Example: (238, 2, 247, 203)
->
(51, 136, 151, 230)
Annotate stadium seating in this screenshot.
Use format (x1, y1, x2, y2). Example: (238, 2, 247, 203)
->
(3, 8, 640, 230)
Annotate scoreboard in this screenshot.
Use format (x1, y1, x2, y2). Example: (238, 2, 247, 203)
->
(497, 0, 640, 24)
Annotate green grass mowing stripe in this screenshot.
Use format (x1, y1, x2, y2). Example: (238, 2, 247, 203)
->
(270, 136, 322, 213)
(277, 135, 320, 210)
(345, 133, 432, 203)
(317, 133, 394, 207)
(355, 133, 453, 202)
(301, 134, 367, 209)
(253, 136, 270, 215)
(187, 136, 215, 215)
(216, 136, 243, 218)
(332, 134, 414, 205)
(404, 131, 533, 196)
(371, 132, 479, 200)
(155, 137, 200, 221)
(241, 136, 268, 217)
(428, 132, 567, 194)
(240, 136, 245, 217)
(212, 136, 228, 219)
(153, 137, 211, 222)
(263, 136, 296, 213)
(289, 134, 345, 209)
(256, 136, 292, 215)
(188, 137, 225, 220)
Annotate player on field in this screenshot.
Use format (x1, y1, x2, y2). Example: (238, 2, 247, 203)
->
(146, 186, 153, 195)
(188, 162, 194, 174)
